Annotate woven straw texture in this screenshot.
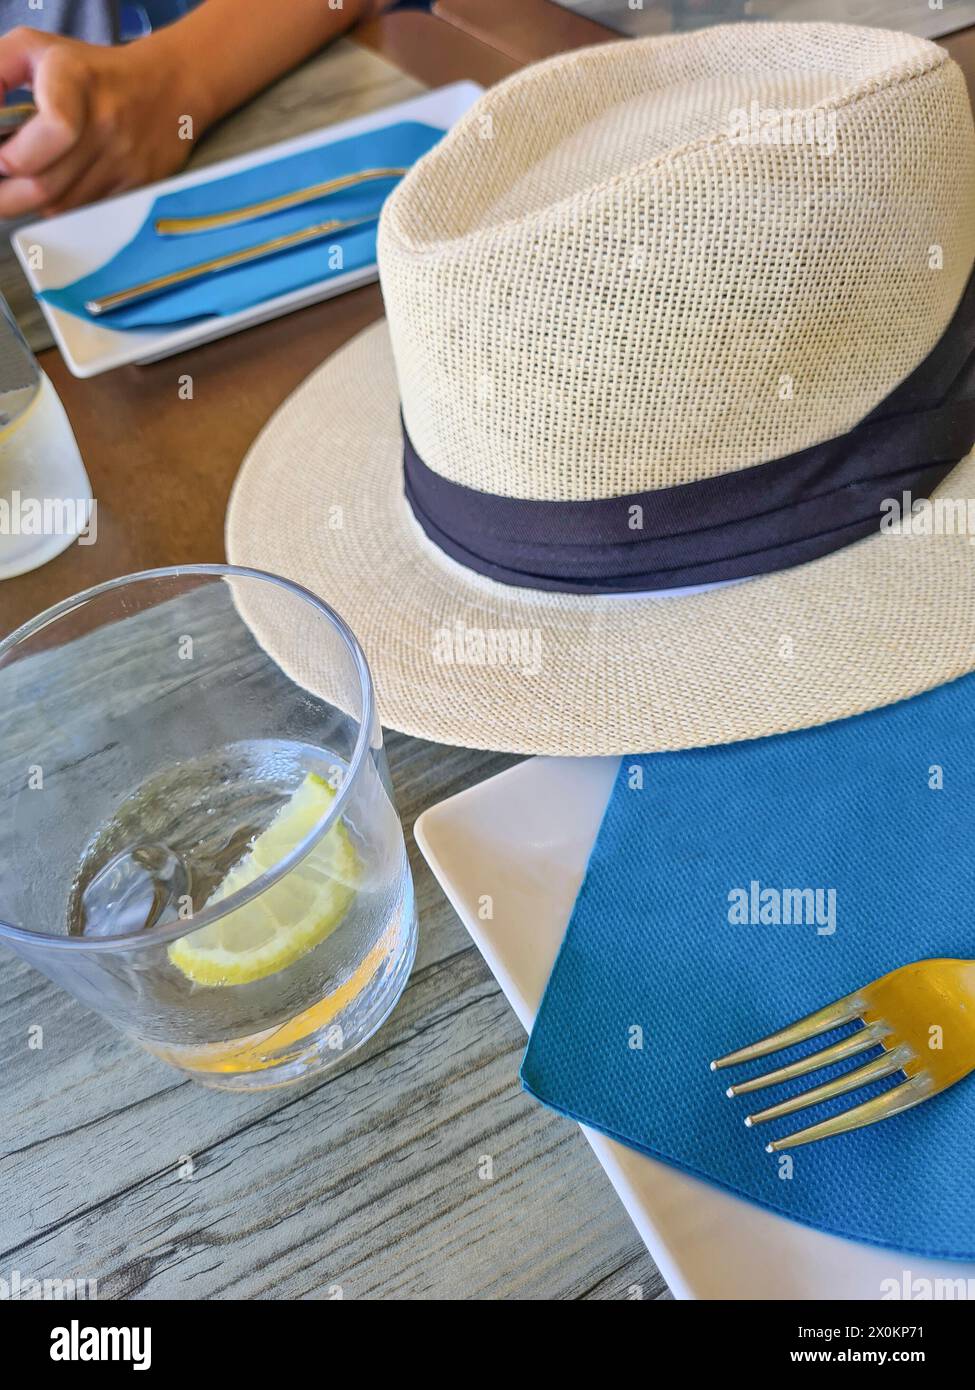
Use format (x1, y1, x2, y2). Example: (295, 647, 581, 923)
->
(379, 24, 975, 499)
(226, 318, 975, 755)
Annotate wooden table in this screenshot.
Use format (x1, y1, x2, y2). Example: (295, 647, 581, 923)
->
(0, 10, 666, 1301)
(432, 0, 615, 61)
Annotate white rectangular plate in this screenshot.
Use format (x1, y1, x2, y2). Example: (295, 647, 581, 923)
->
(11, 82, 482, 378)
(415, 755, 975, 1300)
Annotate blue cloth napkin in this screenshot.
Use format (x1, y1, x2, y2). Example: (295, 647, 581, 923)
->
(522, 672, 975, 1260)
(41, 121, 443, 329)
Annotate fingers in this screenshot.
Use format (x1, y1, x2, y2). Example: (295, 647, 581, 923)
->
(0, 26, 52, 100)
(44, 151, 122, 215)
(0, 137, 98, 218)
(0, 45, 87, 179)
(0, 174, 49, 219)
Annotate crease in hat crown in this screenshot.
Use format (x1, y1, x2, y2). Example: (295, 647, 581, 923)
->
(377, 22, 975, 504)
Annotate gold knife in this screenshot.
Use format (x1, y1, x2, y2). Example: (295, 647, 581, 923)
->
(85, 213, 378, 316)
(154, 166, 407, 235)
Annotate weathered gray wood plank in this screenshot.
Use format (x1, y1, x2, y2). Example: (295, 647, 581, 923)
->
(1, 852, 663, 1298)
(3, 947, 657, 1299)
(0, 598, 664, 1297)
(185, 37, 425, 172)
(0, 714, 666, 1297)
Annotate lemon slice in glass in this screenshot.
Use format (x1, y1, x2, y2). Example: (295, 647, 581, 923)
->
(168, 772, 357, 986)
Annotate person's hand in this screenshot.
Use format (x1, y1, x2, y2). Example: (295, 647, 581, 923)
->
(0, 26, 204, 219)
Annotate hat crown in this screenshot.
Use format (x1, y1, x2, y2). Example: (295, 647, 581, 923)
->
(379, 23, 975, 503)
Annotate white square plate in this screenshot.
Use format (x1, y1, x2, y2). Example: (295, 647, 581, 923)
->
(415, 755, 975, 1299)
(11, 82, 482, 377)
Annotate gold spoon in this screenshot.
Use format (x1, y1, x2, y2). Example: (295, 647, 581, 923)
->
(154, 165, 407, 235)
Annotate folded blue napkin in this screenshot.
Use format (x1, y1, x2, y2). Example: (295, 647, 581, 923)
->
(41, 121, 443, 329)
(522, 672, 975, 1260)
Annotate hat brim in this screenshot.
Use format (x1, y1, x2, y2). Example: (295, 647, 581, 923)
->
(226, 319, 975, 756)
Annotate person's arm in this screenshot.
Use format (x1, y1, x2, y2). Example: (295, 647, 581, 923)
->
(0, 0, 383, 218)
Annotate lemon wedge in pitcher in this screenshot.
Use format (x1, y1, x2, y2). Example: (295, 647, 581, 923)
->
(168, 773, 357, 986)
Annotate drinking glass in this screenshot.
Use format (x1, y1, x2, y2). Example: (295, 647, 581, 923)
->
(0, 565, 417, 1089)
(0, 293, 91, 579)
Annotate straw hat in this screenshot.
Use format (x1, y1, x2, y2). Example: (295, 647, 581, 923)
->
(228, 23, 975, 756)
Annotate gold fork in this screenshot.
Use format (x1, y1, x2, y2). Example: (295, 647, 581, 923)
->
(154, 166, 407, 235)
(711, 958, 975, 1150)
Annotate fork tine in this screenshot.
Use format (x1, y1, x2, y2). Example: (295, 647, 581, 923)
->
(724, 1023, 887, 1097)
(743, 1045, 913, 1127)
(764, 1075, 934, 1151)
(710, 991, 863, 1071)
